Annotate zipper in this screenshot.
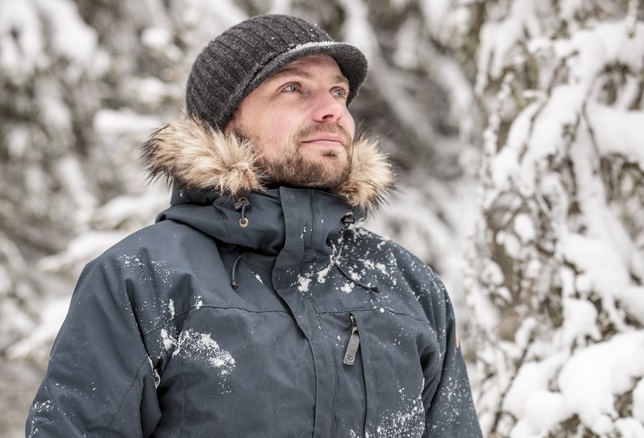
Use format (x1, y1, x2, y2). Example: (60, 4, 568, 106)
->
(343, 314, 360, 365)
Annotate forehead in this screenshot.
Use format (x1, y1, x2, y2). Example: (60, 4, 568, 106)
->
(271, 54, 348, 81)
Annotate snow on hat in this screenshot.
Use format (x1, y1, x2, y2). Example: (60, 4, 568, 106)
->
(185, 14, 368, 130)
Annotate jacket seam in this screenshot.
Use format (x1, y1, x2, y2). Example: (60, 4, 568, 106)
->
(142, 305, 292, 336)
(177, 352, 187, 436)
(101, 354, 149, 437)
(317, 307, 433, 328)
(354, 312, 377, 435)
(314, 305, 341, 436)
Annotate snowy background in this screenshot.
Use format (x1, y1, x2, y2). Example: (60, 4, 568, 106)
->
(1, 0, 643, 437)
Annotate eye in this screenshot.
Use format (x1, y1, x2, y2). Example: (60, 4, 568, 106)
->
(282, 83, 301, 93)
(332, 87, 349, 99)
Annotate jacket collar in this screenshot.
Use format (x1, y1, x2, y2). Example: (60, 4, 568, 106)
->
(157, 187, 353, 261)
(141, 113, 395, 212)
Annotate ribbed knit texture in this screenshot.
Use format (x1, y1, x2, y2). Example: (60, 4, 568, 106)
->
(185, 15, 368, 130)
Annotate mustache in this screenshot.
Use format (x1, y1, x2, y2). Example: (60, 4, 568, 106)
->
(291, 124, 353, 147)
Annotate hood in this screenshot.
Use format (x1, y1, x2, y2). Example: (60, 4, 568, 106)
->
(141, 113, 395, 211)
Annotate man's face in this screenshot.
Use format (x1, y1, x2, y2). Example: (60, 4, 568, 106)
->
(227, 55, 356, 190)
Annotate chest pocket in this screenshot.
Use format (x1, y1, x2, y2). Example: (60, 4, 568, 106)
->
(319, 308, 435, 437)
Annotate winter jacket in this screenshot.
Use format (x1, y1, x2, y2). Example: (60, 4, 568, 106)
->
(27, 115, 482, 437)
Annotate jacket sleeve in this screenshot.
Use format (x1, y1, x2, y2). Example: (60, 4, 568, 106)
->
(421, 270, 483, 438)
(26, 257, 161, 437)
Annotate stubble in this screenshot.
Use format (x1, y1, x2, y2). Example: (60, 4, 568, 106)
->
(234, 124, 353, 191)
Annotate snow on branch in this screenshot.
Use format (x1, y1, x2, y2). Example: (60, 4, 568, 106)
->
(470, 3, 644, 436)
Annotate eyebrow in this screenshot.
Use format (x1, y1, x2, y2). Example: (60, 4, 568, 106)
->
(270, 66, 350, 87)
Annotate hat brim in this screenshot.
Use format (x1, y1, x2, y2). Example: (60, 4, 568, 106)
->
(242, 41, 368, 106)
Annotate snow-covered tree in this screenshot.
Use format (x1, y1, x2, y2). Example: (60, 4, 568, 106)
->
(0, 0, 104, 357)
(467, 1, 644, 436)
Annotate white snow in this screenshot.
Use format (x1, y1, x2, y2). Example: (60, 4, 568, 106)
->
(94, 109, 162, 136)
(472, 4, 644, 437)
(297, 275, 312, 293)
(6, 297, 71, 363)
(167, 329, 236, 375)
(558, 331, 644, 434)
(0, 0, 44, 79)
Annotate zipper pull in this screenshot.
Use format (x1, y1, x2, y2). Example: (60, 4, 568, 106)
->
(343, 314, 360, 365)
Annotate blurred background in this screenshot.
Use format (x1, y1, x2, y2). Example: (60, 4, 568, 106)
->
(1, 0, 643, 436)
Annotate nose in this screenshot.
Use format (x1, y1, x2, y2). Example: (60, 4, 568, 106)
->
(311, 91, 346, 123)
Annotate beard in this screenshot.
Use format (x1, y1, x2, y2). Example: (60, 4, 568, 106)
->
(233, 124, 353, 191)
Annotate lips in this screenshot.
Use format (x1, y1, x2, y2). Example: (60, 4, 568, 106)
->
(302, 140, 344, 148)
(301, 133, 347, 149)
(296, 124, 353, 152)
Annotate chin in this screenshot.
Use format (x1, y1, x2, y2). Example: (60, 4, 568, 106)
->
(299, 148, 342, 158)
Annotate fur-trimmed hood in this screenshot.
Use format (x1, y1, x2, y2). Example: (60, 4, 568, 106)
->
(142, 114, 394, 211)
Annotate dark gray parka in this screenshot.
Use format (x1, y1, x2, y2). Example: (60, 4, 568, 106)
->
(27, 115, 482, 437)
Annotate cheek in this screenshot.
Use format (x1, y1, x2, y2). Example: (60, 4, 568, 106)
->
(235, 109, 282, 154)
(252, 118, 296, 160)
(344, 112, 356, 138)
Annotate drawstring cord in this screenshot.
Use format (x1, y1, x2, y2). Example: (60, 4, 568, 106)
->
(230, 197, 249, 288)
(235, 197, 250, 228)
(230, 253, 379, 293)
(336, 211, 380, 293)
(230, 254, 243, 289)
(228, 208, 379, 293)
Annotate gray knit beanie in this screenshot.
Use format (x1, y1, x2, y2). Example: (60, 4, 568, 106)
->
(185, 14, 368, 130)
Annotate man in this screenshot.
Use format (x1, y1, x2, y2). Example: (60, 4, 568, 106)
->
(27, 14, 482, 437)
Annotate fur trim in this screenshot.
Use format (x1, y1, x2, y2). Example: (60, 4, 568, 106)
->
(337, 133, 395, 210)
(142, 113, 395, 210)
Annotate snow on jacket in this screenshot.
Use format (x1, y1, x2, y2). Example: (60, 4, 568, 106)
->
(27, 115, 482, 437)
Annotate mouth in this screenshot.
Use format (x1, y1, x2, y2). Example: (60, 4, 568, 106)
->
(300, 134, 346, 149)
